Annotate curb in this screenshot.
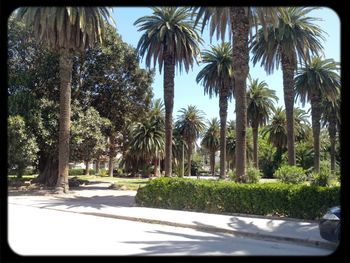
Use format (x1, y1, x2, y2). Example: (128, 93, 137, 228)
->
(79, 211, 337, 251)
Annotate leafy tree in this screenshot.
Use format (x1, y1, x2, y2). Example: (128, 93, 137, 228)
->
(247, 77, 277, 169)
(16, 7, 114, 193)
(295, 57, 340, 173)
(74, 25, 154, 177)
(201, 118, 220, 176)
(70, 105, 111, 175)
(251, 7, 325, 166)
(175, 105, 206, 176)
(196, 42, 234, 178)
(8, 116, 39, 178)
(135, 7, 202, 177)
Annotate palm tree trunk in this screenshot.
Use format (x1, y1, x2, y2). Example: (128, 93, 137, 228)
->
(281, 50, 296, 165)
(328, 117, 337, 175)
(210, 150, 215, 176)
(187, 140, 192, 176)
(164, 51, 175, 177)
(154, 157, 159, 177)
(311, 94, 322, 173)
(230, 7, 249, 183)
(56, 49, 73, 193)
(181, 141, 185, 177)
(219, 87, 228, 179)
(252, 125, 259, 169)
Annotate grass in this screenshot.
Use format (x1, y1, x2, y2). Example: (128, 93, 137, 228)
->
(70, 175, 150, 190)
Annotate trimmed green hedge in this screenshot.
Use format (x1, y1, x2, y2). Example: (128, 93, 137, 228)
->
(135, 177, 340, 220)
(69, 169, 96, 176)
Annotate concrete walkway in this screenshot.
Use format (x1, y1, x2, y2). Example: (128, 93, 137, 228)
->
(8, 182, 337, 251)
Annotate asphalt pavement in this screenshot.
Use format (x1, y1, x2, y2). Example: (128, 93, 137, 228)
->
(7, 181, 338, 252)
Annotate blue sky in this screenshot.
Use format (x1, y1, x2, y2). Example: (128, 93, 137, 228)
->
(111, 7, 340, 122)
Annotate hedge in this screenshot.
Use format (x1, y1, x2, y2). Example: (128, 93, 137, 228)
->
(135, 177, 340, 220)
(68, 169, 96, 176)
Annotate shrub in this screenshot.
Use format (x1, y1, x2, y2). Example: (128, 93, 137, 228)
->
(274, 165, 307, 184)
(227, 169, 237, 181)
(228, 167, 261, 184)
(69, 168, 95, 176)
(8, 115, 39, 178)
(99, 168, 108, 177)
(135, 178, 340, 220)
(310, 161, 333, 187)
(244, 166, 262, 184)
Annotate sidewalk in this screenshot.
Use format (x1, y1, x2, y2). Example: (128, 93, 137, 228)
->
(8, 183, 337, 251)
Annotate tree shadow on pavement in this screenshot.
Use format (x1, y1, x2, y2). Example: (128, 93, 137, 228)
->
(32, 194, 135, 209)
(121, 228, 329, 256)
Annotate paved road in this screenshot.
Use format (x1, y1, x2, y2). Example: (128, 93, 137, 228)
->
(8, 204, 332, 256)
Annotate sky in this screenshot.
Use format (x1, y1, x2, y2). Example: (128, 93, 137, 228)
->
(111, 7, 340, 123)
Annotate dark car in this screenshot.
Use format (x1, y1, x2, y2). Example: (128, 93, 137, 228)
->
(319, 206, 340, 243)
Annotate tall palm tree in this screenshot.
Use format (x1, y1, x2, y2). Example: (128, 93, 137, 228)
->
(247, 77, 278, 169)
(196, 42, 234, 178)
(201, 118, 220, 176)
(135, 7, 202, 177)
(251, 7, 325, 166)
(175, 105, 206, 176)
(16, 7, 113, 193)
(130, 119, 165, 178)
(193, 7, 279, 182)
(321, 94, 340, 174)
(295, 57, 340, 173)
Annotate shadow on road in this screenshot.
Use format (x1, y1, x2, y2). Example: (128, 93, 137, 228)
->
(121, 228, 330, 256)
(33, 194, 135, 209)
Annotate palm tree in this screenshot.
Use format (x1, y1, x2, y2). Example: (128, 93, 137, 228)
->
(321, 94, 340, 174)
(130, 119, 165, 178)
(16, 7, 113, 193)
(196, 42, 234, 178)
(201, 118, 220, 176)
(247, 77, 278, 169)
(149, 99, 165, 177)
(262, 107, 288, 151)
(175, 105, 206, 176)
(294, 108, 312, 143)
(135, 7, 202, 177)
(193, 7, 279, 182)
(251, 7, 325, 166)
(295, 57, 340, 173)
(172, 126, 188, 177)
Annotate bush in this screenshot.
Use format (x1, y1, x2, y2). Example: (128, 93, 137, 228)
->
(69, 168, 95, 176)
(227, 169, 237, 181)
(274, 165, 307, 184)
(244, 166, 262, 184)
(135, 178, 340, 220)
(99, 168, 108, 177)
(310, 161, 333, 187)
(227, 167, 261, 184)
